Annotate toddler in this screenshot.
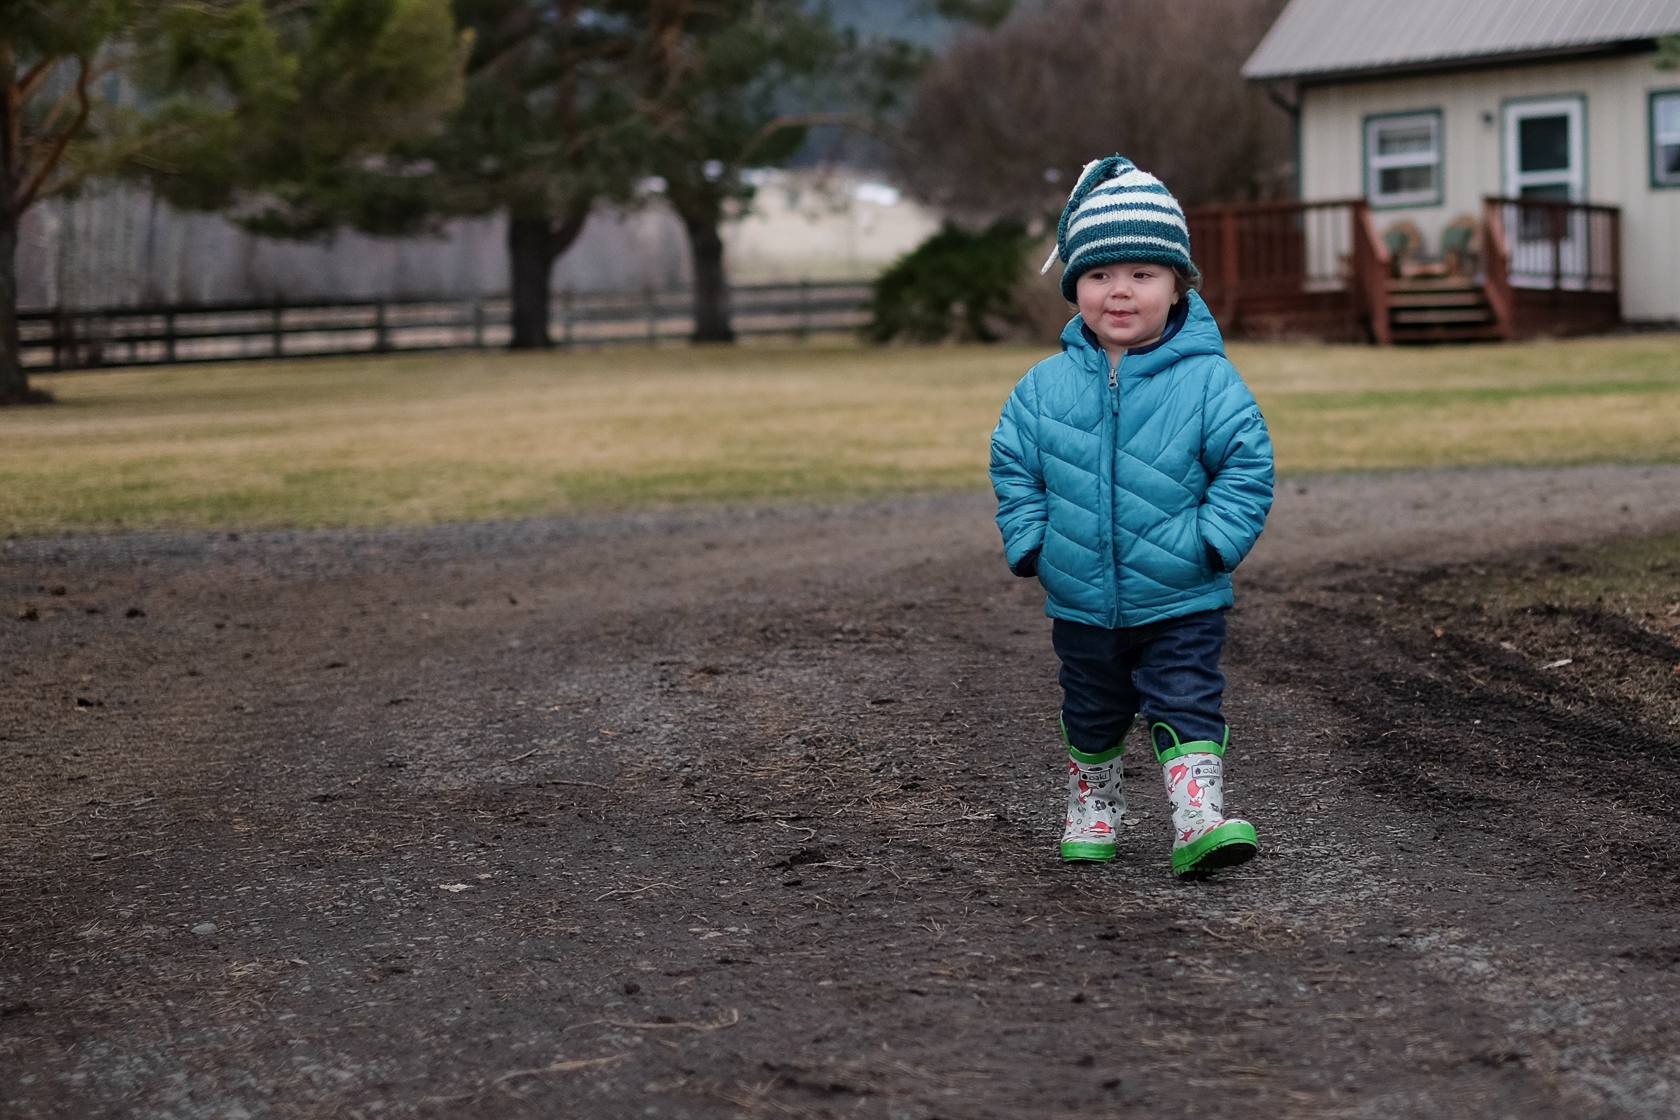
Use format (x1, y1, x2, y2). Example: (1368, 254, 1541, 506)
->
(990, 155, 1274, 877)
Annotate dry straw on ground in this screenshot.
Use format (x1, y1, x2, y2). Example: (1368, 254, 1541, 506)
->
(3, 332, 1678, 536)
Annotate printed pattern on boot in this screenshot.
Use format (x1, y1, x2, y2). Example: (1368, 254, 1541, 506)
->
(1061, 747, 1126, 862)
(1156, 723, 1257, 877)
(1164, 755, 1226, 846)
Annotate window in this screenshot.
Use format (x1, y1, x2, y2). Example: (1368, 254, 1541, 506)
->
(1653, 90, 1680, 188)
(1365, 111, 1443, 208)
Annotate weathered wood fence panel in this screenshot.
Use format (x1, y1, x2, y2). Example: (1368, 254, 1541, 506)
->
(19, 280, 873, 371)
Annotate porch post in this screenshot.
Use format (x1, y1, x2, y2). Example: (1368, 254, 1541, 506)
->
(1219, 209, 1240, 326)
(1550, 204, 1563, 291)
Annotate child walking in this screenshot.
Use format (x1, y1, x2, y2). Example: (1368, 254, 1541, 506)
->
(990, 155, 1274, 878)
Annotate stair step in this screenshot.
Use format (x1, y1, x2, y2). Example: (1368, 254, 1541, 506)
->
(1390, 325, 1505, 343)
(1387, 291, 1490, 309)
(1393, 308, 1496, 325)
(1387, 277, 1480, 293)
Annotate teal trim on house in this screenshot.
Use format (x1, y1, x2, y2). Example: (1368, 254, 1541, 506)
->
(1363, 108, 1445, 210)
(1650, 88, 1680, 190)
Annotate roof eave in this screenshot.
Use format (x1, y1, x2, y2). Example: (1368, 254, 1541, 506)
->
(1243, 38, 1658, 86)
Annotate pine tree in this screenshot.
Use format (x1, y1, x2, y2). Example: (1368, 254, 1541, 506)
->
(0, 0, 465, 404)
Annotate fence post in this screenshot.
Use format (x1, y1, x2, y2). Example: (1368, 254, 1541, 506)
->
(88, 310, 108, 367)
(375, 302, 391, 351)
(561, 289, 574, 349)
(271, 297, 284, 358)
(1220, 209, 1240, 327)
(52, 308, 70, 371)
(473, 299, 485, 348)
(1610, 207, 1622, 311)
(1550, 205, 1563, 291)
(644, 287, 658, 346)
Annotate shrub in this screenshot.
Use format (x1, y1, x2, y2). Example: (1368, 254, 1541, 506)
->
(864, 220, 1032, 343)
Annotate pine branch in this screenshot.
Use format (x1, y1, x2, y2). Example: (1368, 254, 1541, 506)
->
(19, 56, 94, 210)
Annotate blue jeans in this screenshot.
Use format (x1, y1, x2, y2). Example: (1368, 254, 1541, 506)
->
(1052, 610, 1228, 759)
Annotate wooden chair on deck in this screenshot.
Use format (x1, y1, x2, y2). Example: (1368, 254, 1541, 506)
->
(1382, 220, 1424, 277)
(1439, 215, 1480, 278)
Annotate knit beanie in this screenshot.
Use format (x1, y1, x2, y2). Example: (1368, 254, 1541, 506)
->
(1041, 155, 1198, 301)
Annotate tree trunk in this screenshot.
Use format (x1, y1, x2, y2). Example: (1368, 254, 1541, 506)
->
(0, 201, 43, 405)
(671, 193, 734, 344)
(507, 214, 558, 349)
(1, 84, 44, 406)
(506, 198, 593, 350)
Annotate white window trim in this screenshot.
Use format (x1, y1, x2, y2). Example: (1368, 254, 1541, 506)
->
(1365, 111, 1443, 209)
(1503, 96, 1585, 201)
(1653, 90, 1680, 188)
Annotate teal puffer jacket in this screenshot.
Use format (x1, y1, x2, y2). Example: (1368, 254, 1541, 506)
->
(990, 292, 1274, 629)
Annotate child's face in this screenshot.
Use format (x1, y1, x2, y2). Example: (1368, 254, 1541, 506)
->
(1075, 262, 1180, 355)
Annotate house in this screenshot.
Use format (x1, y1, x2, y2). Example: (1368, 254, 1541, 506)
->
(1199, 0, 1680, 342)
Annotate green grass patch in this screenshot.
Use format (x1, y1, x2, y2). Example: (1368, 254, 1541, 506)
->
(4, 331, 1679, 536)
(1434, 530, 1680, 618)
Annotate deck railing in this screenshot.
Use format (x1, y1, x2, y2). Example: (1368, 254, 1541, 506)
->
(1189, 199, 1360, 298)
(1350, 201, 1393, 344)
(1483, 197, 1620, 292)
(18, 279, 873, 371)
(1186, 198, 1378, 341)
(1482, 197, 1621, 339)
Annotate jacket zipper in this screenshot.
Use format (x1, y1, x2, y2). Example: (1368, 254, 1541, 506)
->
(1109, 351, 1124, 625)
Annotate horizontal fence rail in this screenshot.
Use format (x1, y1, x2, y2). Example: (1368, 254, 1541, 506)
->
(18, 280, 875, 371)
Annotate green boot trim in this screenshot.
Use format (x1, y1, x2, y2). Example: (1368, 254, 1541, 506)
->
(1171, 820, 1258, 877)
(1151, 721, 1229, 763)
(1068, 742, 1123, 765)
(1061, 839, 1118, 862)
(1061, 713, 1128, 765)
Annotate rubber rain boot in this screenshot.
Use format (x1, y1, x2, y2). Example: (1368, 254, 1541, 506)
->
(1154, 723, 1257, 877)
(1060, 717, 1128, 862)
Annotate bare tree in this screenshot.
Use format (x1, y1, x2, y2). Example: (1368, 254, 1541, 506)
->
(898, 0, 1293, 224)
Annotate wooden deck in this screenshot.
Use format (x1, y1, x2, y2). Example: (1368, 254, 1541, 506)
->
(1186, 197, 1622, 344)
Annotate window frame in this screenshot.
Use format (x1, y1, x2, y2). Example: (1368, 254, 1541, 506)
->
(1501, 94, 1586, 202)
(1363, 109, 1445, 210)
(1651, 88, 1680, 190)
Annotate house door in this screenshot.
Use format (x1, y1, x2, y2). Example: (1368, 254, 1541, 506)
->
(1502, 97, 1586, 287)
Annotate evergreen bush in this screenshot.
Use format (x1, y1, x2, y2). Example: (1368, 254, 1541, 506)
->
(865, 221, 1031, 343)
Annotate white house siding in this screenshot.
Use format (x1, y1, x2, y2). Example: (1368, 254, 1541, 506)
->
(1299, 52, 1680, 321)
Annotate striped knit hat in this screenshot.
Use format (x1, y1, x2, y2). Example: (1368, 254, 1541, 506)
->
(1041, 155, 1198, 301)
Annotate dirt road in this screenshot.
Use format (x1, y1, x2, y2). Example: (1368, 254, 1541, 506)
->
(6, 463, 1680, 1119)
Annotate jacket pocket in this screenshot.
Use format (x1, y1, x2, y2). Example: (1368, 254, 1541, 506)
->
(1151, 509, 1213, 591)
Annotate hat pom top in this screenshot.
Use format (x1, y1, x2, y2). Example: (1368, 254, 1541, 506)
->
(1042, 155, 1197, 301)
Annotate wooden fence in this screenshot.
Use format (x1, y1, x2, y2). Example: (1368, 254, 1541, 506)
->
(18, 280, 874, 371)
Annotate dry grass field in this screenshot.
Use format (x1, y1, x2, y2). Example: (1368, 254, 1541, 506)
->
(3, 331, 1678, 536)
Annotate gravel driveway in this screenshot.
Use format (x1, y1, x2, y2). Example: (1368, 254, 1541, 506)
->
(5, 462, 1680, 1120)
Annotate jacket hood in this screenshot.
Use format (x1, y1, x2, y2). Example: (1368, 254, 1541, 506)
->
(1059, 290, 1226, 376)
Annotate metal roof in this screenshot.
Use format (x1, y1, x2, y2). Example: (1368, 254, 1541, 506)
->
(1243, 0, 1680, 81)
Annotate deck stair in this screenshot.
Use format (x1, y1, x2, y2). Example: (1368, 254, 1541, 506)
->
(1386, 276, 1502, 342)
